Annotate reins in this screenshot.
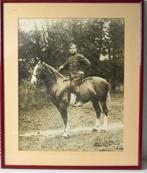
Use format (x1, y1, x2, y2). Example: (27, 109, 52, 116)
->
(43, 62, 66, 79)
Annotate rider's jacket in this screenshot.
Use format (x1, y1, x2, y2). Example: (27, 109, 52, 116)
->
(61, 53, 91, 78)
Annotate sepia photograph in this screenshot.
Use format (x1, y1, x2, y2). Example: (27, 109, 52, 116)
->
(18, 19, 124, 151)
(2, 1, 143, 168)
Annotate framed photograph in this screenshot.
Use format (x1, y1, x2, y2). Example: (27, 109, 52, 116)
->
(1, 0, 143, 169)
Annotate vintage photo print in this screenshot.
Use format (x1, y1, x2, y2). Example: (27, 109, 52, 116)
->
(3, 2, 142, 167)
(18, 19, 124, 151)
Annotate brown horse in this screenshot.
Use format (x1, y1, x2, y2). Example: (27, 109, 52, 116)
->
(31, 61, 110, 137)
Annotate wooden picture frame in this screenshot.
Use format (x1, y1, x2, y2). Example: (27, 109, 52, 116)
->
(0, 0, 143, 169)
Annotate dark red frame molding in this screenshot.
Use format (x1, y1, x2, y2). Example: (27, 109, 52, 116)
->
(0, 0, 144, 170)
(0, 0, 144, 3)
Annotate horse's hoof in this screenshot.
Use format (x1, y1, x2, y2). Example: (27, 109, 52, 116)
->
(92, 128, 97, 132)
(100, 126, 108, 131)
(92, 128, 98, 132)
(62, 133, 70, 138)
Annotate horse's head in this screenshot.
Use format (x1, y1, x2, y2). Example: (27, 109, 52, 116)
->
(31, 61, 54, 85)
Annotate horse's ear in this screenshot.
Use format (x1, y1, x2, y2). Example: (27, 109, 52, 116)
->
(36, 56, 43, 64)
(40, 59, 43, 64)
(38, 60, 43, 64)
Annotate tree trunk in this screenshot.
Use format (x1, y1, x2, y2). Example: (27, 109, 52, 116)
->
(111, 50, 117, 91)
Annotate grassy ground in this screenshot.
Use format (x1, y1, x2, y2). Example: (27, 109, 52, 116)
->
(19, 93, 123, 151)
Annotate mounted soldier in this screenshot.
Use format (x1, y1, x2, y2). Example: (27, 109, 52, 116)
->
(31, 60, 110, 137)
(58, 43, 91, 106)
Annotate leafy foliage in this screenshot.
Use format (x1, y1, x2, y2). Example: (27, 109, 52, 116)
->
(19, 19, 124, 91)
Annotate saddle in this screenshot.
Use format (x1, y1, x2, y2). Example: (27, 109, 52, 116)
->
(63, 76, 84, 94)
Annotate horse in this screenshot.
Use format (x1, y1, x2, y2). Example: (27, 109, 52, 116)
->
(31, 61, 110, 137)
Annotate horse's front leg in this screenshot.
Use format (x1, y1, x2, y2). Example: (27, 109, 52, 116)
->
(58, 102, 70, 138)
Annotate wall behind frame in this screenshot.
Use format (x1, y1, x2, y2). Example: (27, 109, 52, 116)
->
(142, 0, 147, 161)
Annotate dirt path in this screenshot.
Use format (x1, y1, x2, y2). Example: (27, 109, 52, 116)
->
(19, 122, 123, 138)
(19, 93, 123, 151)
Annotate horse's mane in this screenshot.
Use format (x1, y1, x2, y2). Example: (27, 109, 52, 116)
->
(42, 62, 66, 79)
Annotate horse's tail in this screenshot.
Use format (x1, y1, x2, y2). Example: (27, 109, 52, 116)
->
(106, 83, 111, 109)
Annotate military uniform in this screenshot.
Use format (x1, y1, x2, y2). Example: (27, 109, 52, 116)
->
(62, 53, 91, 76)
(58, 51, 91, 106)
(60, 53, 91, 92)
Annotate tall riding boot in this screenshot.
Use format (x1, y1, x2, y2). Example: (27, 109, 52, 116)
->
(73, 87, 83, 107)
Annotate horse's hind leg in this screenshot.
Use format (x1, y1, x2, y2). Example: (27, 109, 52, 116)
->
(100, 100, 109, 130)
(58, 102, 70, 138)
(91, 98, 102, 131)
